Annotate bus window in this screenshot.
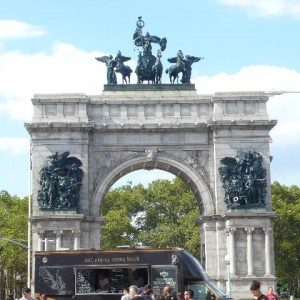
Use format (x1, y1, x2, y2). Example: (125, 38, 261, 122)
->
(75, 267, 149, 294)
(129, 269, 148, 287)
(190, 283, 216, 300)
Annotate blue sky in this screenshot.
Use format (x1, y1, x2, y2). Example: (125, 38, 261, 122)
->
(0, 0, 300, 198)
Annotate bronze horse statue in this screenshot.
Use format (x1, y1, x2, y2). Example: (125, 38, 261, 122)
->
(152, 50, 163, 84)
(166, 50, 185, 84)
(166, 50, 203, 84)
(115, 51, 132, 84)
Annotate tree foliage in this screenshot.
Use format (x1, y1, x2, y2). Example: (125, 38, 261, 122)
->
(272, 182, 300, 296)
(101, 177, 201, 258)
(2, 180, 299, 298)
(0, 191, 28, 298)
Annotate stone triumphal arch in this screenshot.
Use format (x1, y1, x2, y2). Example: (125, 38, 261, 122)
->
(25, 84, 277, 298)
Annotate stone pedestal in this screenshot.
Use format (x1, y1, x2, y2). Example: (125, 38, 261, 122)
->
(199, 212, 277, 299)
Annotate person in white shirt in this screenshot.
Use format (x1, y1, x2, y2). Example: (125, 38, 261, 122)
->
(19, 287, 36, 300)
(121, 288, 131, 300)
(96, 271, 109, 291)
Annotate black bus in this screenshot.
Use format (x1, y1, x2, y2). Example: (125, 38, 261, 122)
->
(34, 247, 228, 300)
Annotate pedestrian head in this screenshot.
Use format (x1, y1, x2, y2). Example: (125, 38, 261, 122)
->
(129, 285, 138, 297)
(163, 286, 172, 296)
(250, 280, 262, 298)
(184, 289, 194, 300)
(22, 288, 31, 299)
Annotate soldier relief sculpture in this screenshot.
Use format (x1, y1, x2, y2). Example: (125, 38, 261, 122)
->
(37, 151, 83, 210)
(96, 17, 203, 85)
(219, 150, 267, 208)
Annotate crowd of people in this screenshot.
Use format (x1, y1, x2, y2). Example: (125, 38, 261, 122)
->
(250, 280, 279, 300)
(5, 287, 47, 300)
(121, 284, 195, 300)
(6, 279, 281, 300)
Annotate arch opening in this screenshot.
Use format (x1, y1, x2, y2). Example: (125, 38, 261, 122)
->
(91, 156, 214, 218)
(99, 168, 202, 259)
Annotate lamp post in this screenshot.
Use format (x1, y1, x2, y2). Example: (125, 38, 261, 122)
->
(0, 237, 33, 251)
(266, 90, 300, 96)
(225, 254, 231, 298)
(0, 237, 34, 289)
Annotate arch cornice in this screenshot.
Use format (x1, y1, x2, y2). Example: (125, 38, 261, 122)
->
(91, 153, 214, 218)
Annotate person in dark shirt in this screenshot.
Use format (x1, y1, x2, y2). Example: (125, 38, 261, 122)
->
(143, 288, 154, 300)
(163, 286, 176, 300)
(131, 270, 145, 287)
(177, 292, 184, 300)
(250, 280, 268, 300)
(184, 289, 194, 300)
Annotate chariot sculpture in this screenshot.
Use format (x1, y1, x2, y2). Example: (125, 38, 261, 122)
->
(95, 17, 204, 85)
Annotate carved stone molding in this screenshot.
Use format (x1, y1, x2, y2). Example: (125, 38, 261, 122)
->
(94, 151, 139, 183)
(164, 149, 210, 184)
(263, 227, 273, 233)
(54, 230, 64, 236)
(225, 227, 237, 235)
(72, 230, 81, 237)
(245, 227, 255, 234)
(35, 229, 45, 237)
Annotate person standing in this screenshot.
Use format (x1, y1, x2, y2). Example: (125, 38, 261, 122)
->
(143, 288, 154, 300)
(176, 292, 184, 300)
(96, 271, 109, 291)
(19, 287, 36, 300)
(5, 294, 14, 300)
(183, 289, 194, 300)
(163, 286, 176, 300)
(131, 270, 144, 288)
(266, 287, 278, 300)
(250, 280, 268, 300)
(129, 285, 143, 300)
(121, 288, 131, 300)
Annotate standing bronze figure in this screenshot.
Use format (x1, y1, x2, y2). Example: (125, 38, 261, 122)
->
(133, 16, 167, 84)
(95, 55, 117, 85)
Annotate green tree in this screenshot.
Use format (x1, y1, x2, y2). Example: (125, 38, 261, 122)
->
(100, 183, 145, 248)
(272, 182, 300, 296)
(101, 178, 201, 258)
(0, 191, 28, 298)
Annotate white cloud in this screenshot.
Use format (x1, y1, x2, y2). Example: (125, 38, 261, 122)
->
(0, 20, 46, 40)
(194, 65, 300, 146)
(1, 41, 299, 158)
(0, 42, 107, 121)
(0, 42, 138, 121)
(217, 0, 300, 18)
(0, 137, 29, 155)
